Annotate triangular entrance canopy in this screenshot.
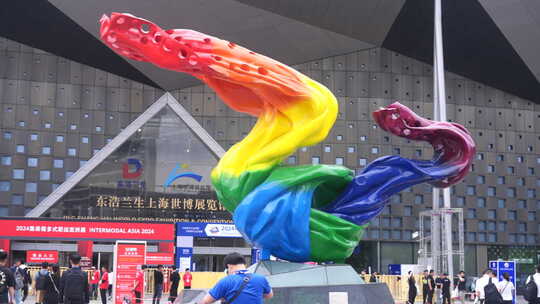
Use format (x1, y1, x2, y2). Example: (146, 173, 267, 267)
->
(26, 93, 229, 223)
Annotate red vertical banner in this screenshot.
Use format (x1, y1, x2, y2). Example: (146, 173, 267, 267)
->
(113, 242, 146, 304)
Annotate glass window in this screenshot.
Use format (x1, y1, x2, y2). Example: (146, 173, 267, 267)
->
(477, 153, 484, 160)
(518, 222, 527, 232)
(467, 232, 476, 242)
(324, 145, 331, 152)
(509, 234, 516, 243)
(467, 208, 476, 219)
(392, 218, 402, 228)
(392, 194, 401, 204)
(497, 155, 504, 162)
(1, 156, 12, 166)
(507, 166, 514, 174)
(517, 178, 525, 186)
(528, 211, 536, 221)
(56, 135, 64, 142)
(527, 189, 536, 199)
(497, 176, 505, 185)
(0, 207, 8, 217)
(518, 234, 526, 243)
(81, 137, 89, 144)
(83, 113, 89, 118)
(517, 200, 527, 209)
(497, 199, 506, 208)
(27, 157, 38, 167)
(53, 159, 64, 168)
(371, 147, 379, 154)
(52, 184, 60, 191)
(12, 169, 24, 179)
(93, 149, 100, 155)
(40, 170, 51, 181)
(487, 187, 496, 197)
(507, 145, 513, 151)
(487, 221, 496, 231)
(360, 136, 367, 141)
(478, 233, 486, 242)
(347, 146, 355, 153)
(370, 218, 379, 227)
(79, 160, 87, 167)
(70, 124, 77, 130)
(42, 146, 51, 155)
(25, 182, 37, 192)
(466, 186, 476, 195)
(11, 194, 23, 205)
(18, 121, 25, 127)
(487, 165, 495, 173)
(528, 167, 535, 175)
(381, 230, 390, 239)
(32, 109, 39, 115)
(508, 210, 517, 220)
(456, 196, 465, 207)
(359, 158, 367, 166)
(391, 230, 401, 239)
(487, 209, 496, 219)
(404, 206, 412, 216)
(477, 197, 486, 208)
(16, 145, 25, 153)
(488, 233, 497, 243)
(311, 156, 320, 165)
(30, 133, 39, 141)
(507, 187, 516, 197)
(477, 175, 485, 184)
(478, 221, 486, 231)
(403, 230, 412, 240)
(68, 148, 77, 156)
(370, 230, 379, 239)
(336, 135, 343, 141)
(527, 235, 536, 244)
(65, 171, 74, 179)
(3, 132, 12, 140)
(0, 181, 11, 191)
(287, 156, 296, 165)
(335, 157, 344, 165)
(96, 126, 103, 132)
(517, 156, 524, 163)
(106, 138, 112, 143)
(498, 222, 506, 232)
(414, 195, 423, 204)
(44, 122, 51, 129)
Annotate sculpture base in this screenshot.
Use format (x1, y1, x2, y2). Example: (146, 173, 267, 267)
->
(177, 261, 395, 304)
(249, 260, 395, 304)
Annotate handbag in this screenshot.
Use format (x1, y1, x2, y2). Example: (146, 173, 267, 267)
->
(451, 287, 459, 299)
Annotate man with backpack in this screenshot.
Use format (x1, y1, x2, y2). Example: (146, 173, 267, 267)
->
(475, 269, 502, 304)
(525, 265, 540, 304)
(59, 254, 89, 304)
(0, 251, 16, 304)
(11, 260, 28, 304)
(35, 262, 49, 304)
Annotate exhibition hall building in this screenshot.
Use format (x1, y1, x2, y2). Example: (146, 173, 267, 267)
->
(0, 0, 538, 284)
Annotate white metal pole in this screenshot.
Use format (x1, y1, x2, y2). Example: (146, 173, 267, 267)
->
(434, 0, 454, 282)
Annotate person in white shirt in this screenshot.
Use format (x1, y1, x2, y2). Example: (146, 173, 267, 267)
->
(475, 269, 499, 304)
(525, 265, 540, 304)
(497, 272, 514, 304)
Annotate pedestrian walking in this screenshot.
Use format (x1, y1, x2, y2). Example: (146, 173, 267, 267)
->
(133, 266, 145, 304)
(107, 270, 114, 300)
(497, 272, 515, 304)
(34, 262, 49, 304)
(422, 270, 430, 304)
(435, 273, 443, 304)
(0, 251, 16, 304)
(475, 269, 500, 304)
(11, 259, 28, 304)
(59, 254, 89, 304)
(152, 265, 164, 304)
(453, 271, 467, 304)
(168, 267, 180, 304)
(407, 271, 417, 304)
(427, 270, 435, 304)
(182, 269, 192, 290)
(201, 252, 273, 304)
(99, 267, 109, 304)
(440, 273, 451, 304)
(525, 265, 540, 304)
(90, 267, 99, 301)
(43, 264, 60, 304)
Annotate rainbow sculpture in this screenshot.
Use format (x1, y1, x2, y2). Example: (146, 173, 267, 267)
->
(99, 13, 476, 262)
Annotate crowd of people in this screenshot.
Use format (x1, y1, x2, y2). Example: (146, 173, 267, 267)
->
(403, 265, 540, 304)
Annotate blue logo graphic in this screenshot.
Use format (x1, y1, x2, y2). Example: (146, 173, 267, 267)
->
(164, 164, 203, 187)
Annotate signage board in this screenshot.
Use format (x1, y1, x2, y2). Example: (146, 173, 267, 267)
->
(388, 264, 401, 275)
(176, 222, 241, 238)
(113, 242, 146, 304)
(145, 253, 174, 266)
(0, 219, 174, 241)
(26, 250, 58, 264)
